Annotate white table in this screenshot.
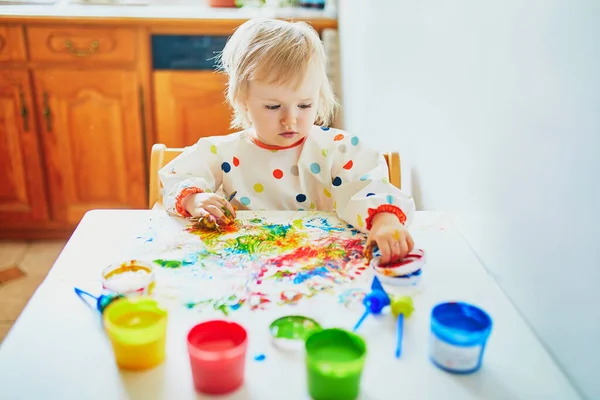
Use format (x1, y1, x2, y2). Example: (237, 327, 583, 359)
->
(0, 210, 580, 400)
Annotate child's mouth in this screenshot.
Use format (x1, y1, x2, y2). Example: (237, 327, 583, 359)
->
(279, 131, 298, 139)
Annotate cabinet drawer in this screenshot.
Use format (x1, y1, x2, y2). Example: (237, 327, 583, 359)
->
(0, 25, 27, 62)
(27, 26, 137, 63)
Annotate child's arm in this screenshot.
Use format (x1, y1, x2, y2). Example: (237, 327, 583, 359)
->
(158, 138, 222, 217)
(330, 137, 416, 233)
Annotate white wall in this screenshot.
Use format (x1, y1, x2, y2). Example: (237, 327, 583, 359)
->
(339, 1, 600, 399)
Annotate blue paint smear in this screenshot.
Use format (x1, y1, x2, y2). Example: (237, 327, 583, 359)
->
(305, 217, 345, 233)
(293, 266, 329, 284)
(182, 253, 199, 265)
(254, 354, 266, 361)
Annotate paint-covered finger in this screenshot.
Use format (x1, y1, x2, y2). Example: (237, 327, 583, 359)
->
(206, 205, 228, 223)
(398, 239, 409, 260)
(224, 201, 236, 218)
(407, 234, 415, 253)
(189, 206, 210, 218)
(378, 240, 392, 265)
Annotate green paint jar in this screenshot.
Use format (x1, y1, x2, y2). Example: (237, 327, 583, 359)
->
(305, 328, 367, 400)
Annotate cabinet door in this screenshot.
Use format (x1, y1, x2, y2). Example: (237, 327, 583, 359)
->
(34, 70, 146, 225)
(0, 70, 49, 225)
(154, 71, 233, 148)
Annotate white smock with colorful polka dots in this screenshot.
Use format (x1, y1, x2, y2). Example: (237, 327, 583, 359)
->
(159, 126, 415, 232)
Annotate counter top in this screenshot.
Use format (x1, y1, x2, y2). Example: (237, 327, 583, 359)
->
(0, 1, 337, 21)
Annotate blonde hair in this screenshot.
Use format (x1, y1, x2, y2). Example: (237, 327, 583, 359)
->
(219, 18, 338, 129)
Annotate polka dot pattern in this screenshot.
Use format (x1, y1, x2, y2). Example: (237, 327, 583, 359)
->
(254, 183, 264, 193)
(324, 188, 331, 198)
(343, 160, 354, 170)
(322, 149, 328, 157)
(233, 157, 240, 167)
(296, 194, 307, 203)
(210, 145, 217, 154)
(366, 193, 375, 197)
(310, 163, 321, 174)
(273, 169, 283, 179)
(339, 144, 347, 154)
(221, 162, 231, 173)
(310, 202, 316, 209)
(351, 136, 359, 146)
(290, 165, 299, 176)
(334, 134, 345, 141)
(386, 194, 394, 204)
(321, 126, 330, 131)
(332, 177, 342, 186)
(240, 196, 251, 206)
(360, 174, 369, 181)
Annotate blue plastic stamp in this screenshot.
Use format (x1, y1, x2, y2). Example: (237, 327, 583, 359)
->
(429, 302, 493, 374)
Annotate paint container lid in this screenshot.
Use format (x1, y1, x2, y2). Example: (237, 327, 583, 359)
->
(370, 249, 425, 277)
(431, 302, 492, 346)
(269, 316, 322, 351)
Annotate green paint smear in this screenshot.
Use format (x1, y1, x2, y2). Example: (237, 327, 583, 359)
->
(154, 259, 183, 268)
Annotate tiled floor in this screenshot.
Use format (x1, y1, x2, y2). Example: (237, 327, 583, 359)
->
(0, 240, 67, 344)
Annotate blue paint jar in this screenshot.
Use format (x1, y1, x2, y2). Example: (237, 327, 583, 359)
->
(429, 302, 492, 374)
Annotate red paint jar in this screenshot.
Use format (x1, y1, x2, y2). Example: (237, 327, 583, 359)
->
(187, 320, 248, 395)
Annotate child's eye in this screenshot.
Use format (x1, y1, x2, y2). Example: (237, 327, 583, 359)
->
(265, 105, 280, 110)
(299, 104, 312, 109)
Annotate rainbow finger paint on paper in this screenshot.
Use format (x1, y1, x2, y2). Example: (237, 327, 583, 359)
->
(149, 212, 370, 313)
(103, 297, 168, 370)
(305, 329, 367, 400)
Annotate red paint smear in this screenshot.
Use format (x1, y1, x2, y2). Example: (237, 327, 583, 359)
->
(265, 237, 364, 268)
(379, 253, 423, 268)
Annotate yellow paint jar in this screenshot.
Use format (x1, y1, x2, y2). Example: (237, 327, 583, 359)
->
(103, 297, 168, 370)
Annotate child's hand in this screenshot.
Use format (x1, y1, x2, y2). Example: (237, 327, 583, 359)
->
(184, 193, 236, 223)
(365, 212, 414, 265)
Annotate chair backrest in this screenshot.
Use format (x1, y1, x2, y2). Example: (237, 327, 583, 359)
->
(149, 144, 401, 208)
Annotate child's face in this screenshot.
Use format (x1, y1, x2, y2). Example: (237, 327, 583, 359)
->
(245, 63, 321, 147)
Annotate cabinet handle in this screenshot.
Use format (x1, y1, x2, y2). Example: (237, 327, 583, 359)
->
(42, 92, 52, 133)
(63, 39, 100, 57)
(19, 89, 29, 132)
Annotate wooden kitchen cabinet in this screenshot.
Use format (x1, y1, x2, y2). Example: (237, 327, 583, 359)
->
(0, 70, 49, 225)
(33, 70, 147, 225)
(0, 16, 337, 238)
(154, 71, 233, 148)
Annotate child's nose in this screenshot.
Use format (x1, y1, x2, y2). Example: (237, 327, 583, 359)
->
(281, 110, 297, 127)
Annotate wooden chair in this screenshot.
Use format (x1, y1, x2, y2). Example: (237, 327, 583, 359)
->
(149, 143, 401, 208)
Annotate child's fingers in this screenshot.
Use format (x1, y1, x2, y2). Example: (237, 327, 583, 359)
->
(406, 234, 415, 253)
(378, 240, 392, 265)
(189, 207, 210, 218)
(205, 205, 227, 222)
(398, 239, 409, 260)
(224, 201, 236, 218)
